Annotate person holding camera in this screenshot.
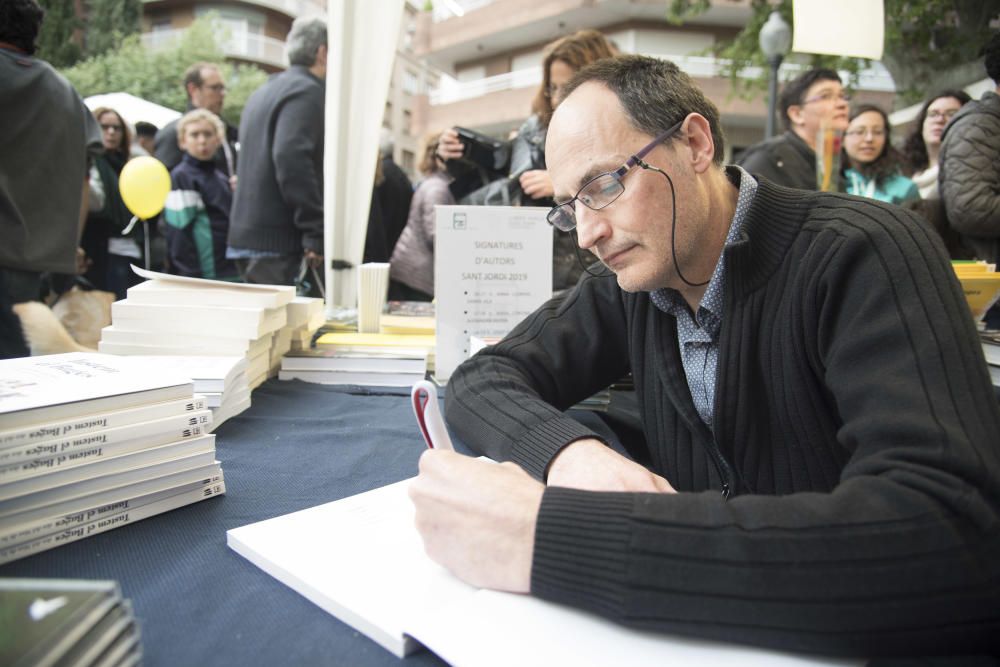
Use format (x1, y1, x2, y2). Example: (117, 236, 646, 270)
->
(437, 30, 615, 290)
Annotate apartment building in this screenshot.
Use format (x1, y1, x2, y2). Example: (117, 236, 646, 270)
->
(140, 0, 327, 71)
(412, 0, 896, 159)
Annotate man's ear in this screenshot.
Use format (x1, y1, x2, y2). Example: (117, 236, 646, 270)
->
(680, 113, 716, 174)
(186, 82, 199, 103)
(786, 104, 804, 129)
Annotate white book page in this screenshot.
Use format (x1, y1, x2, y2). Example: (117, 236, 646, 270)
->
(227, 479, 477, 658)
(409, 590, 861, 667)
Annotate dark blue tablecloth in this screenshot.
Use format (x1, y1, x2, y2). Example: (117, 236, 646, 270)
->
(0, 380, 454, 666)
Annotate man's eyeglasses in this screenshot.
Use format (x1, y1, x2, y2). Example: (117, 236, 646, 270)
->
(203, 84, 226, 93)
(926, 109, 958, 121)
(800, 90, 851, 105)
(546, 120, 683, 232)
(100, 124, 123, 133)
(844, 127, 886, 139)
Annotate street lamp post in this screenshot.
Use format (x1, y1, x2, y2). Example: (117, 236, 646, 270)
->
(758, 11, 792, 140)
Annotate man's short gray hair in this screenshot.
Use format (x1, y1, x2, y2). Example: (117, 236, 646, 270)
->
(286, 17, 327, 67)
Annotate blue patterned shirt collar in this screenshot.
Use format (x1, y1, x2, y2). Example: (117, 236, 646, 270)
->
(649, 166, 757, 333)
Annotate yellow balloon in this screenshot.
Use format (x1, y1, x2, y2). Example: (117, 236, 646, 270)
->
(118, 156, 171, 219)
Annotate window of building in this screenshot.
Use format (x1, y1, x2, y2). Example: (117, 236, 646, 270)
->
(402, 70, 419, 95)
(401, 149, 415, 174)
(402, 109, 412, 136)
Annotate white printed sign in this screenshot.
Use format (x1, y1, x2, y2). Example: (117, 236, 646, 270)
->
(434, 206, 553, 381)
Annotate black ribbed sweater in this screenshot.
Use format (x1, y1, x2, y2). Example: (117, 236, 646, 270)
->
(445, 178, 1000, 657)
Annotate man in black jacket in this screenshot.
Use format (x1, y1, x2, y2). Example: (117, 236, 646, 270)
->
(738, 68, 849, 190)
(226, 17, 326, 287)
(409, 56, 1000, 658)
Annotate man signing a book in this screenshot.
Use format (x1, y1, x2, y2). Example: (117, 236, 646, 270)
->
(408, 55, 1000, 659)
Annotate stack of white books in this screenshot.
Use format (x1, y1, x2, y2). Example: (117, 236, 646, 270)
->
(0, 353, 225, 565)
(97, 267, 296, 391)
(125, 356, 250, 430)
(278, 346, 428, 387)
(286, 296, 326, 353)
(2, 578, 142, 666)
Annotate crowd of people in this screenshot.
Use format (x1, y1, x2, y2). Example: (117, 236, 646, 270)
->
(3, 0, 1000, 658)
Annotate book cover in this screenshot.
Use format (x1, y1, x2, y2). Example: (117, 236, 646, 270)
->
(0, 452, 219, 518)
(131, 265, 295, 305)
(112, 301, 287, 339)
(315, 332, 436, 352)
(0, 435, 216, 502)
(100, 324, 273, 353)
(0, 353, 193, 431)
(277, 369, 426, 387)
(227, 479, 859, 666)
(126, 275, 293, 309)
(0, 462, 224, 548)
(0, 410, 212, 483)
(0, 395, 208, 451)
(125, 356, 248, 394)
(56, 599, 138, 667)
(0, 476, 226, 565)
(0, 578, 122, 667)
(281, 348, 427, 373)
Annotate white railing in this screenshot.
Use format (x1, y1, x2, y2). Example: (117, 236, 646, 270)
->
(430, 53, 897, 106)
(142, 29, 289, 68)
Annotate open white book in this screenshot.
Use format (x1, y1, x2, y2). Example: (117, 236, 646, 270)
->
(227, 479, 861, 667)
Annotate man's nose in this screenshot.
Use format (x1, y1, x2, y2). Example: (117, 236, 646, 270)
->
(574, 205, 609, 251)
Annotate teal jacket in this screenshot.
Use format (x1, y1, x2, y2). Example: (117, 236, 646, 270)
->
(843, 168, 920, 206)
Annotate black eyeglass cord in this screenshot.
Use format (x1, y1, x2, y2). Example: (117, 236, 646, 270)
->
(569, 160, 710, 287)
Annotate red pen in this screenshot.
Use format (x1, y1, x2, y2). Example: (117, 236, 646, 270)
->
(411, 380, 454, 451)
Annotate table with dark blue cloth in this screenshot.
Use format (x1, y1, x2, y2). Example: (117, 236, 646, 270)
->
(0, 378, 632, 665)
(0, 380, 460, 666)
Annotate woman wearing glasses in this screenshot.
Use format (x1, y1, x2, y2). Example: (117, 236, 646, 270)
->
(840, 104, 919, 206)
(900, 90, 971, 199)
(437, 30, 615, 290)
(81, 107, 141, 299)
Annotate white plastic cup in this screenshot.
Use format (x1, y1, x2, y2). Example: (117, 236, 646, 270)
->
(357, 262, 390, 333)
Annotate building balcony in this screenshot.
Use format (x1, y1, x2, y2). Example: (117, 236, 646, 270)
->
(142, 27, 288, 69)
(141, 0, 323, 20)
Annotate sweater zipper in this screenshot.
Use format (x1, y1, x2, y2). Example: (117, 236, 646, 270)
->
(704, 439, 733, 499)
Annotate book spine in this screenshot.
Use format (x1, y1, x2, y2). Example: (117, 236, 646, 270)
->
(0, 397, 209, 451)
(0, 468, 224, 547)
(0, 409, 212, 469)
(0, 451, 219, 514)
(0, 478, 226, 565)
(0, 420, 212, 485)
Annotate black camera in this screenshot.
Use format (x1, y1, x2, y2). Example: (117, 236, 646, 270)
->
(454, 126, 510, 173)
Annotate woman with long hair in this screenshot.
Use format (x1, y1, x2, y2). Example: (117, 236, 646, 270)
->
(438, 29, 616, 290)
(389, 131, 454, 301)
(900, 90, 971, 199)
(81, 107, 142, 299)
(841, 104, 919, 206)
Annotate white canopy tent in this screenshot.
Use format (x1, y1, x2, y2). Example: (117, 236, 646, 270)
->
(323, 0, 405, 314)
(84, 92, 182, 131)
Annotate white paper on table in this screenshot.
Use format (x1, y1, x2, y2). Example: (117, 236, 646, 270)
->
(792, 0, 884, 60)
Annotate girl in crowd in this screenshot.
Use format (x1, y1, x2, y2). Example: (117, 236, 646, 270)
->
(841, 104, 920, 206)
(389, 131, 454, 301)
(900, 89, 971, 199)
(82, 107, 142, 299)
(437, 30, 616, 290)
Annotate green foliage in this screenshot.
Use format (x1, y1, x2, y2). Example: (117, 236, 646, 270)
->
(84, 0, 141, 59)
(35, 0, 83, 68)
(665, 0, 1000, 106)
(61, 16, 267, 127)
(667, 0, 864, 101)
